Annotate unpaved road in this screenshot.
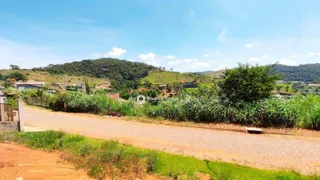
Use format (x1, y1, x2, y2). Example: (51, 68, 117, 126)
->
(23, 106, 320, 175)
(0, 143, 92, 180)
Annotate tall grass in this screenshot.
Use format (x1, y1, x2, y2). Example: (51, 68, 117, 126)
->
(21, 90, 320, 130)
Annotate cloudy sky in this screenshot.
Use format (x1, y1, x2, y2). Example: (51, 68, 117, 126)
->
(1, 0, 320, 72)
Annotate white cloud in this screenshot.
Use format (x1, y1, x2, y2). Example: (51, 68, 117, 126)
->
(308, 52, 317, 56)
(104, 47, 126, 58)
(261, 54, 269, 59)
(168, 58, 198, 65)
(215, 52, 220, 55)
(168, 60, 179, 65)
(292, 54, 298, 58)
(208, 60, 214, 63)
(166, 55, 175, 59)
(139, 52, 159, 66)
(244, 43, 254, 48)
(248, 57, 260, 62)
(279, 57, 298, 66)
(90, 53, 102, 58)
(219, 64, 228, 69)
(187, 62, 211, 71)
(217, 29, 228, 43)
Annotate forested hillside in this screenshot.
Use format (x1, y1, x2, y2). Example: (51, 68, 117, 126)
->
(33, 58, 156, 90)
(203, 63, 320, 83)
(273, 64, 320, 82)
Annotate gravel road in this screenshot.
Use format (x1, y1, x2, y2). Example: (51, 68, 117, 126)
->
(23, 106, 320, 175)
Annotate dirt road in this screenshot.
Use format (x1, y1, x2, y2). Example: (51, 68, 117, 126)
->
(0, 143, 92, 180)
(23, 106, 320, 175)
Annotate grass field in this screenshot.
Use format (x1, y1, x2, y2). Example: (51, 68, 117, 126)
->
(0, 131, 317, 180)
(142, 70, 211, 85)
(0, 70, 108, 84)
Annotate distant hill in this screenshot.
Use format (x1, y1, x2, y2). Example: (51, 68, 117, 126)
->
(33, 58, 157, 90)
(272, 64, 320, 82)
(0, 69, 108, 84)
(200, 63, 320, 83)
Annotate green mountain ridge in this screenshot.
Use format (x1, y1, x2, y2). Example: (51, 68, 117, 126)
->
(199, 64, 320, 83)
(33, 58, 157, 90)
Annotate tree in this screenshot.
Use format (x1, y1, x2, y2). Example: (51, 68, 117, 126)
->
(0, 73, 3, 80)
(173, 82, 183, 94)
(10, 64, 20, 70)
(219, 63, 279, 104)
(144, 80, 152, 88)
(276, 86, 282, 92)
(285, 85, 290, 92)
(84, 78, 91, 94)
(6, 72, 28, 81)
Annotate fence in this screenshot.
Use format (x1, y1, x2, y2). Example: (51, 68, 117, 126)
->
(25, 97, 50, 108)
(0, 99, 22, 131)
(0, 103, 15, 122)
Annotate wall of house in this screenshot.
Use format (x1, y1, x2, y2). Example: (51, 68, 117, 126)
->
(17, 85, 40, 90)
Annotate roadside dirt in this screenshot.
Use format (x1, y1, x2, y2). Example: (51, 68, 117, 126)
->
(0, 143, 92, 180)
(0, 143, 164, 180)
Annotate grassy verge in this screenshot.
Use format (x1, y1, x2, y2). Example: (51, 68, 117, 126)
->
(0, 131, 318, 180)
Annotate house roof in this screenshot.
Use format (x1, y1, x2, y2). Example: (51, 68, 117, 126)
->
(15, 80, 45, 86)
(309, 84, 320, 87)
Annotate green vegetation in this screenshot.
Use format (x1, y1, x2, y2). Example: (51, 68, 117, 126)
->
(142, 70, 209, 85)
(273, 63, 320, 82)
(0, 69, 108, 84)
(203, 63, 320, 83)
(219, 64, 279, 103)
(0, 71, 28, 81)
(21, 89, 320, 130)
(33, 58, 156, 90)
(0, 131, 317, 179)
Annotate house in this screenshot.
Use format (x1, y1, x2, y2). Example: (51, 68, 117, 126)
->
(276, 80, 286, 84)
(108, 93, 120, 100)
(15, 81, 45, 90)
(308, 84, 320, 87)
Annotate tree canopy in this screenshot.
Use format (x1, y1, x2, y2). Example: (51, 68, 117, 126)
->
(33, 58, 156, 90)
(272, 63, 320, 83)
(219, 64, 279, 104)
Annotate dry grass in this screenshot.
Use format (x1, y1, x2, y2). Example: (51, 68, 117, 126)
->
(0, 70, 108, 84)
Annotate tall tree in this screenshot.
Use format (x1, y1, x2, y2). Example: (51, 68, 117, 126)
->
(219, 63, 279, 104)
(10, 64, 20, 70)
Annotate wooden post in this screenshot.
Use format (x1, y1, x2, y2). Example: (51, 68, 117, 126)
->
(18, 98, 24, 132)
(0, 98, 5, 122)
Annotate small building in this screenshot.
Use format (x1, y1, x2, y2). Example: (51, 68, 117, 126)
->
(308, 84, 320, 87)
(276, 80, 286, 84)
(108, 93, 120, 100)
(15, 81, 45, 90)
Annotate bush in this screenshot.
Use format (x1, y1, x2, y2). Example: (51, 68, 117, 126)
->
(219, 64, 279, 104)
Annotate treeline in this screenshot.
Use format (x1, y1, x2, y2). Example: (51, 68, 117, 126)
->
(273, 64, 320, 82)
(33, 58, 157, 90)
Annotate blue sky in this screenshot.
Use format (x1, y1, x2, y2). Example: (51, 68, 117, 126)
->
(1, 0, 320, 72)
